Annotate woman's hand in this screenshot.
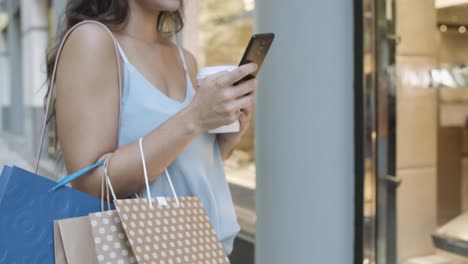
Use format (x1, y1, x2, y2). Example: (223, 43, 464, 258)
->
(187, 63, 258, 133)
(217, 101, 254, 159)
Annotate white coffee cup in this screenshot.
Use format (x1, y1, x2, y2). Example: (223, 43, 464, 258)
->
(196, 65, 240, 133)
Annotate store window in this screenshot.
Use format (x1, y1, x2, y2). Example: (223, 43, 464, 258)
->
(359, 0, 468, 263)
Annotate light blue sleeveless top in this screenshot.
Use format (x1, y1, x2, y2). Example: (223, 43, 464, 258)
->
(114, 40, 240, 255)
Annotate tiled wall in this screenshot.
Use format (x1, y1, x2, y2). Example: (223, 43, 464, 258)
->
(396, 0, 438, 262)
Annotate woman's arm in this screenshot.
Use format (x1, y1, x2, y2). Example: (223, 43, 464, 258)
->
(56, 24, 258, 198)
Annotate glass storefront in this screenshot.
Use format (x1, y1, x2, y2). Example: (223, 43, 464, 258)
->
(358, 0, 468, 263)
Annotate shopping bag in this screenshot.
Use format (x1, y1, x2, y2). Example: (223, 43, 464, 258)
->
(54, 220, 68, 264)
(113, 138, 230, 264)
(52, 184, 145, 264)
(115, 197, 230, 264)
(0, 166, 103, 263)
(53, 158, 122, 264)
(89, 210, 137, 263)
(53, 216, 98, 264)
(86, 154, 137, 264)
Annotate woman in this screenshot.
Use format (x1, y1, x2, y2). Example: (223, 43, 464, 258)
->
(47, 0, 258, 255)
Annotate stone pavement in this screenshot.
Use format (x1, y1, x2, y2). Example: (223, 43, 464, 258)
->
(0, 136, 32, 171)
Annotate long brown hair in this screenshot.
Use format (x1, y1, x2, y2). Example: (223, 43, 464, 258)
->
(45, 0, 184, 107)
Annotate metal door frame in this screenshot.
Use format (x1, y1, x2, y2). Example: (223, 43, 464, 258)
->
(354, 0, 398, 263)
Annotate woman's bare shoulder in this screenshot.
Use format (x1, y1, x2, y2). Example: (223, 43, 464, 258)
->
(63, 22, 116, 53)
(56, 20, 118, 104)
(56, 22, 120, 92)
(56, 22, 118, 74)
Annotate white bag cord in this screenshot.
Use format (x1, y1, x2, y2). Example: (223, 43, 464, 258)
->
(138, 137, 153, 208)
(102, 137, 180, 209)
(98, 153, 115, 212)
(103, 154, 117, 202)
(138, 137, 180, 208)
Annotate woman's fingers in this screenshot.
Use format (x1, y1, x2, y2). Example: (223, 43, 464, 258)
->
(226, 93, 256, 114)
(239, 109, 250, 127)
(215, 63, 258, 87)
(224, 78, 258, 100)
(242, 97, 254, 114)
(239, 102, 253, 123)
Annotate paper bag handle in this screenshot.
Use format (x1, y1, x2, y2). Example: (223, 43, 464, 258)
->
(102, 137, 179, 208)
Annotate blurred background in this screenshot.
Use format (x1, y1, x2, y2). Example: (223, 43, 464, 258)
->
(1, 0, 468, 263)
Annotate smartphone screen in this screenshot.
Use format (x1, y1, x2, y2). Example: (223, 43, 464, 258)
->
(234, 33, 275, 85)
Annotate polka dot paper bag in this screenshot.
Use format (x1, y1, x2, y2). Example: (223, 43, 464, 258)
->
(114, 197, 230, 264)
(89, 210, 138, 263)
(101, 138, 230, 264)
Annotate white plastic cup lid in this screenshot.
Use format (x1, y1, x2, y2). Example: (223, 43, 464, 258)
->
(196, 65, 238, 80)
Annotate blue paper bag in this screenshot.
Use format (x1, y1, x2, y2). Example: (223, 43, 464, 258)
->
(0, 165, 103, 263)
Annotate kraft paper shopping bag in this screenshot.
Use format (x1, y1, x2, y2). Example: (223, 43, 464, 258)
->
(54, 216, 99, 264)
(54, 221, 68, 264)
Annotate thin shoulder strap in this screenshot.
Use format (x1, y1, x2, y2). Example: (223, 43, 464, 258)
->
(34, 20, 124, 173)
(175, 34, 188, 72)
(115, 40, 130, 64)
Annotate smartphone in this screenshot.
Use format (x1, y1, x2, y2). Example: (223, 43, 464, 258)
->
(234, 33, 275, 85)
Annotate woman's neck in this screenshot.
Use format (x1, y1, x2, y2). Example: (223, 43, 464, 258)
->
(123, 1, 162, 44)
